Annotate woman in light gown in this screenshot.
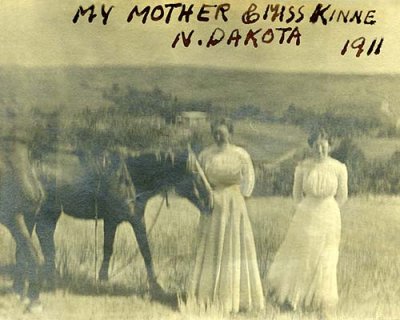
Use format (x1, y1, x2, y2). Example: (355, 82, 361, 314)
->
(188, 119, 265, 314)
(266, 129, 348, 319)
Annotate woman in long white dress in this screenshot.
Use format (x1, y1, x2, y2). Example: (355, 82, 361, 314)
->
(266, 129, 348, 319)
(188, 120, 264, 313)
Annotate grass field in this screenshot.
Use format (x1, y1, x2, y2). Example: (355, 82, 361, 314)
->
(181, 120, 307, 162)
(0, 195, 399, 320)
(355, 137, 400, 160)
(233, 121, 307, 162)
(28, 109, 308, 164)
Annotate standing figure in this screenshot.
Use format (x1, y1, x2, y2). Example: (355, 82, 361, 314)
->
(188, 119, 264, 314)
(0, 109, 44, 312)
(266, 129, 348, 319)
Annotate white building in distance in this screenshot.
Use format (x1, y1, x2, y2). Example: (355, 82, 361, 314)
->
(176, 111, 208, 127)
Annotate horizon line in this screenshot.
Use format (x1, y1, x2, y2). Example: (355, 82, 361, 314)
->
(0, 62, 398, 77)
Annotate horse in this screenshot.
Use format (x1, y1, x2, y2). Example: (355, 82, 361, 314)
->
(0, 139, 44, 312)
(34, 146, 209, 297)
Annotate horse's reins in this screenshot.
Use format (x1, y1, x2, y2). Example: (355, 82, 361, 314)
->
(94, 179, 100, 286)
(193, 157, 213, 196)
(108, 148, 210, 280)
(93, 156, 104, 286)
(95, 148, 211, 281)
(187, 144, 213, 204)
(108, 191, 167, 280)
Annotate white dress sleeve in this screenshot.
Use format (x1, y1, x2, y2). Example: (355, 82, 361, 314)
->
(238, 148, 255, 197)
(293, 164, 304, 204)
(336, 163, 348, 206)
(198, 147, 211, 174)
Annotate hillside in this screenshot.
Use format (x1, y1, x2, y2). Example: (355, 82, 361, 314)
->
(0, 66, 399, 123)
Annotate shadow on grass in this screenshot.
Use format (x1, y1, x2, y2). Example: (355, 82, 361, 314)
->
(55, 274, 180, 309)
(0, 264, 180, 309)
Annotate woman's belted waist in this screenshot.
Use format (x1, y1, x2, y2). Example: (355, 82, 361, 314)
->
(302, 194, 337, 204)
(306, 193, 335, 200)
(211, 183, 241, 192)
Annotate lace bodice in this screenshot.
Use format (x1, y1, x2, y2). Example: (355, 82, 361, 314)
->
(199, 144, 255, 197)
(293, 157, 348, 205)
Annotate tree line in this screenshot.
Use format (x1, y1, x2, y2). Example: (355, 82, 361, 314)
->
(103, 84, 384, 138)
(27, 84, 400, 196)
(254, 138, 400, 196)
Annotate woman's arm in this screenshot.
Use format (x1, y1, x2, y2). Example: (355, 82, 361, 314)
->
(336, 163, 348, 206)
(293, 165, 304, 204)
(195, 147, 214, 211)
(239, 149, 255, 198)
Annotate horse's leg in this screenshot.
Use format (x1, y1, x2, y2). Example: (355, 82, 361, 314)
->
(99, 218, 118, 281)
(35, 207, 60, 290)
(129, 200, 163, 296)
(8, 213, 41, 309)
(13, 212, 37, 298)
(13, 242, 26, 299)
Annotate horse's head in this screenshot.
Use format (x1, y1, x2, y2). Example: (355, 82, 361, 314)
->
(173, 148, 212, 215)
(123, 148, 211, 215)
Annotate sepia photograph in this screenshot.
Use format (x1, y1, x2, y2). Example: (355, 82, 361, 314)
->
(0, 1, 399, 319)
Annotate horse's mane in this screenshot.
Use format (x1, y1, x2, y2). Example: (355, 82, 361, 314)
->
(117, 146, 187, 168)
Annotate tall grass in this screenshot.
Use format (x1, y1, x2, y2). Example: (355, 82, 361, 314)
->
(25, 107, 200, 161)
(29, 109, 305, 161)
(1, 196, 399, 319)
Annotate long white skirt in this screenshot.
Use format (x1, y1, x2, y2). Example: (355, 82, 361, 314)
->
(188, 185, 264, 313)
(267, 196, 341, 311)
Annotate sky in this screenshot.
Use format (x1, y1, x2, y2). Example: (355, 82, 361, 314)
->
(0, 0, 399, 73)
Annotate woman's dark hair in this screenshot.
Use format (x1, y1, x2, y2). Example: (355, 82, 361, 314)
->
(210, 118, 234, 135)
(307, 127, 332, 147)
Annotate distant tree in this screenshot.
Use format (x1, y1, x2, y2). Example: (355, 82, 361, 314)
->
(331, 138, 368, 194)
(232, 105, 261, 120)
(103, 84, 172, 116)
(29, 109, 60, 161)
